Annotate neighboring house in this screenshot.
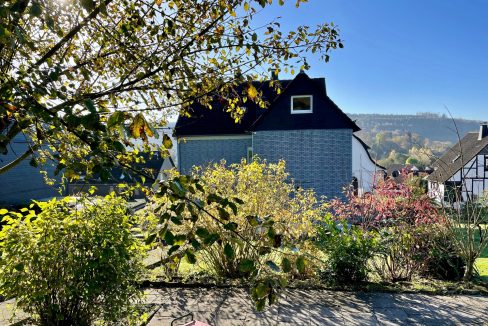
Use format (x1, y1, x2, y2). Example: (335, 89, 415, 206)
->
(67, 152, 175, 197)
(0, 122, 176, 206)
(174, 72, 384, 198)
(387, 164, 434, 182)
(428, 123, 488, 203)
(0, 129, 60, 206)
(68, 124, 178, 197)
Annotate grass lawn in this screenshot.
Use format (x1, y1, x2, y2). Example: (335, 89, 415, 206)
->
(475, 231, 488, 281)
(475, 258, 488, 282)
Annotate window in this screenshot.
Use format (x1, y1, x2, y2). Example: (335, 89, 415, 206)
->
(247, 146, 253, 162)
(444, 181, 462, 203)
(291, 95, 313, 114)
(485, 156, 488, 171)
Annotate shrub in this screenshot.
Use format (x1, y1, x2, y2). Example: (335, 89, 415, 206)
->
(372, 223, 464, 282)
(0, 195, 146, 325)
(330, 174, 444, 227)
(316, 217, 378, 285)
(372, 224, 422, 282)
(183, 159, 325, 278)
(421, 226, 465, 281)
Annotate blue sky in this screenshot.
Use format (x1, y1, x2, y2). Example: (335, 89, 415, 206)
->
(255, 0, 488, 120)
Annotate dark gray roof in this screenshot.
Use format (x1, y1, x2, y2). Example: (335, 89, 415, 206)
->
(428, 132, 488, 183)
(174, 72, 360, 136)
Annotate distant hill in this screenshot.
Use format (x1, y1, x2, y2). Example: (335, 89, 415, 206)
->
(348, 113, 482, 144)
(346, 113, 483, 167)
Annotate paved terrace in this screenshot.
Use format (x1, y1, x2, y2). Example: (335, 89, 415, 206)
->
(2, 288, 488, 325)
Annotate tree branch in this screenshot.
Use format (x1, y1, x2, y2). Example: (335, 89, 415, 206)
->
(0, 144, 38, 174)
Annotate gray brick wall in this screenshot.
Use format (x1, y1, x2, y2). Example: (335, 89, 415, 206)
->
(253, 129, 352, 199)
(178, 137, 252, 174)
(0, 136, 60, 206)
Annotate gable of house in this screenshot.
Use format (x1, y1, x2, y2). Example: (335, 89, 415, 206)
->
(428, 124, 488, 202)
(428, 130, 488, 183)
(174, 72, 373, 198)
(252, 72, 359, 132)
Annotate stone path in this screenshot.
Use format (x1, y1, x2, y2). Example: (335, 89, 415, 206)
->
(2, 288, 488, 325)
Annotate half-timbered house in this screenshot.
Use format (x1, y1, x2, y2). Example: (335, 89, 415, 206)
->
(428, 123, 488, 203)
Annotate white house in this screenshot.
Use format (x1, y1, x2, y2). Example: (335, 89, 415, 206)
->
(352, 135, 386, 195)
(428, 123, 488, 203)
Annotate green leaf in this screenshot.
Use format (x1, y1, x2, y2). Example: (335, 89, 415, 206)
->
(223, 222, 238, 232)
(218, 208, 230, 220)
(80, 0, 95, 11)
(185, 250, 196, 264)
(0, 209, 8, 215)
(167, 245, 180, 256)
(29, 2, 42, 17)
(203, 233, 220, 246)
(281, 257, 292, 273)
(145, 233, 156, 245)
(107, 111, 125, 129)
(296, 256, 306, 274)
(14, 263, 24, 271)
(228, 202, 238, 215)
(246, 215, 260, 226)
(266, 260, 280, 272)
(223, 243, 234, 259)
(83, 98, 96, 113)
(195, 227, 209, 238)
(206, 193, 222, 204)
(30, 157, 39, 168)
(267, 226, 276, 239)
(190, 239, 201, 250)
(238, 259, 255, 273)
(233, 197, 244, 205)
(254, 282, 268, 298)
(164, 230, 175, 246)
(174, 234, 187, 245)
(255, 298, 266, 311)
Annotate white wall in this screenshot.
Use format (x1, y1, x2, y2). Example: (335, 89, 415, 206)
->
(352, 136, 382, 195)
(430, 153, 488, 203)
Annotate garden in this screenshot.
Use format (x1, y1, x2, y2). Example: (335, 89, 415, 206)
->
(1, 159, 487, 325)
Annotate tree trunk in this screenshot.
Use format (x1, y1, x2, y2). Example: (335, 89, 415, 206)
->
(463, 257, 475, 281)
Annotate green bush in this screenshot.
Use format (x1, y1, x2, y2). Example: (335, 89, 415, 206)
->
(0, 195, 146, 326)
(372, 224, 464, 282)
(175, 159, 326, 279)
(316, 218, 377, 285)
(421, 227, 465, 281)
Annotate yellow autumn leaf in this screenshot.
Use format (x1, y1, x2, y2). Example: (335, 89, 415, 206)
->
(248, 84, 258, 100)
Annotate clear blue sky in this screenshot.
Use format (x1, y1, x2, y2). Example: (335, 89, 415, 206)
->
(255, 0, 488, 120)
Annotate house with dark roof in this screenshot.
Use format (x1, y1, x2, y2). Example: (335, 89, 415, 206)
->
(0, 123, 175, 206)
(428, 123, 488, 203)
(174, 72, 384, 199)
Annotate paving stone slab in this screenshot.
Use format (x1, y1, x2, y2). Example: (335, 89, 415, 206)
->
(343, 312, 379, 326)
(2, 289, 488, 325)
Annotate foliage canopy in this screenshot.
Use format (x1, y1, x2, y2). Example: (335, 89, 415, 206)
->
(0, 0, 343, 180)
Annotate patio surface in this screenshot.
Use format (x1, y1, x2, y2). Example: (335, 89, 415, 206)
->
(1, 288, 488, 325)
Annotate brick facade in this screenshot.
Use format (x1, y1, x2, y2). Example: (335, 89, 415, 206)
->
(253, 129, 352, 199)
(178, 137, 252, 174)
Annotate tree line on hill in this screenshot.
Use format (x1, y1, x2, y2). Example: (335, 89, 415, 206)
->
(348, 113, 482, 168)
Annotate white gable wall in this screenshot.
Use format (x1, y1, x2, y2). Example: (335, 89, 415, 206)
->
(352, 136, 382, 195)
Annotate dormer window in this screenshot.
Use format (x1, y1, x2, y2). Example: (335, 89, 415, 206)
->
(291, 95, 313, 114)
